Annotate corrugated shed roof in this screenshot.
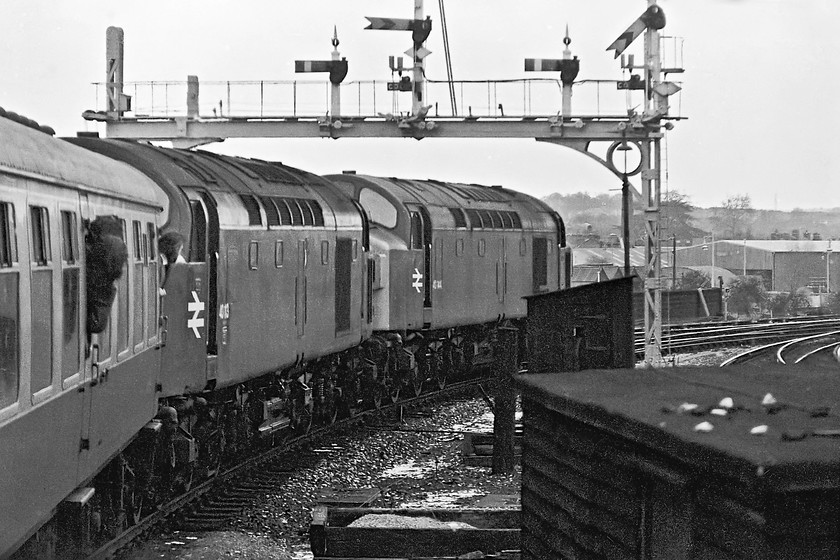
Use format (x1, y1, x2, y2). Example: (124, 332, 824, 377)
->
(573, 247, 647, 267)
(738, 240, 836, 252)
(694, 240, 837, 253)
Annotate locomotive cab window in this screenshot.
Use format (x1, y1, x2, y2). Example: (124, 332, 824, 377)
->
(189, 199, 207, 262)
(409, 211, 424, 250)
(0, 201, 19, 409)
(359, 188, 397, 228)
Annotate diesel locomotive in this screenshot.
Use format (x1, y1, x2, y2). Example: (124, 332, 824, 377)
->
(0, 110, 570, 558)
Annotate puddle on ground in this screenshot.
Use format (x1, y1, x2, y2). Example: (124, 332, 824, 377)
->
(402, 489, 483, 508)
(451, 409, 523, 433)
(381, 459, 437, 479)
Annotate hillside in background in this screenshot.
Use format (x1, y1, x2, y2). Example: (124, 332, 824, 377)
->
(543, 192, 840, 246)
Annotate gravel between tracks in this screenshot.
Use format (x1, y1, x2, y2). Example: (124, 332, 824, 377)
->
(121, 397, 517, 560)
(121, 351, 741, 560)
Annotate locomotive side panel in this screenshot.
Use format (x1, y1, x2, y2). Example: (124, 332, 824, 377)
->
(217, 228, 301, 385)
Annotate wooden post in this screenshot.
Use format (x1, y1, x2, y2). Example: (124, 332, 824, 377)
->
(492, 326, 518, 474)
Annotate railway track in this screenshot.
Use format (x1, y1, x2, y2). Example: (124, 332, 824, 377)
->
(635, 316, 840, 356)
(721, 330, 840, 367)
(89, 376, 489, 559)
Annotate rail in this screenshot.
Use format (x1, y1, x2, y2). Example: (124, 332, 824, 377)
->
(91, 77, 684, 121)
(86, 376, 489, 559)
(634, 316, 840, 357)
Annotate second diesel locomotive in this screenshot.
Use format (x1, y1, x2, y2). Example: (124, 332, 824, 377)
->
(3, 117, 569, 558)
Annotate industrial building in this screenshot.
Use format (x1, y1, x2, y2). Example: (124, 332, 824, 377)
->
(675, 240, 838, 292)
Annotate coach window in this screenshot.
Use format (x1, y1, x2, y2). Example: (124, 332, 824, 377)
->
(359, 188, 397, 228)
(117, 218, 130, 355)
(29, 206, 53, 394)
(456, 238, 464, 256)
(321, 241, 329, 265)
(478, 239, 486, 257)
(132, 220, 144, 347)
(0, 202, 19, 409)
(519, 238, 527, 256)
(61, 211, 81, 380)
(146, 223, 158, 339)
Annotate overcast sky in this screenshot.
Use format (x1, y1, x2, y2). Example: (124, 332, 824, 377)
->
(2, 0, 838, 211)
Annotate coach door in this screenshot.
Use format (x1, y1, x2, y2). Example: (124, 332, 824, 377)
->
(184, 189, 219, 357)
(408, 206, 432, 309)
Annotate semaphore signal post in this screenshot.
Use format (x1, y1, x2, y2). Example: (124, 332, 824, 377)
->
(85, 0, 683, 366)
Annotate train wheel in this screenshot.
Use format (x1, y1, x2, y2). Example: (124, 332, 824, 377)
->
(325, 391, 339, 424)
(409, 362, 424, 397)
(435, 372, 447, 390)
(294, 409, 312, 435)
(412, 377, 424, 397)
(291, 401, 313, 436)
(389, 384, 401, 403)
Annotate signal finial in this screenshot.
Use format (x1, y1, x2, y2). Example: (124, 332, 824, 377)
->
(332, 26, 340, 49)
(563, 24, 572, 59)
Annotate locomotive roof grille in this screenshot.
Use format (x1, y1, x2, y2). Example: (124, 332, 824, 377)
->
(240, 194, 263, 226)
(251, 196, 325, 227)
(449, 208, 467, 228)
(260, 196, 281, 226)
(167, 151, 219, 183)
(448, 184, 508, 202)
(462, 208, 522, 230)
(237, 159, 305, 184)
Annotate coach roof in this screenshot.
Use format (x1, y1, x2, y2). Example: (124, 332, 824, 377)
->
(0, 116, 161, 208)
